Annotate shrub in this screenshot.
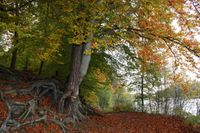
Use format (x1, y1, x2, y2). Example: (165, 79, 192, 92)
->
(185, 115, 200, 125)
(98, 88, 112, 110)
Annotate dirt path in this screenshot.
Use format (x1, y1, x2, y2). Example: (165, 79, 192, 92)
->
(72, 112, 198, 133)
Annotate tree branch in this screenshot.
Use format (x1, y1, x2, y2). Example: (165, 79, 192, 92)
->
(0, 0, 36, 12)
(129, 27, 200, 58)
(190, 0, 200, 15)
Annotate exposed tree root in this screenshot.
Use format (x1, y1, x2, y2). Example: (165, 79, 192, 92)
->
(0, 79, 65, 132)
(59, 97, 103, 126)
(0, 90, 12, 132)
(0, 77, 101, 132)
(48, 118, 69, 133)
(82, 103, 104, 117)
(0, 67, 102, 132)
(0, 66, 18, 81)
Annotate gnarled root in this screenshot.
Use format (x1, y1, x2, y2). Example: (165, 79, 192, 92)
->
(0, 78, 102, 132)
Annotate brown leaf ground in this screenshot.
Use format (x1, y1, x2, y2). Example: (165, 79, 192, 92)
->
(0, 84, 199, 133)
(72, 112, 199, 133)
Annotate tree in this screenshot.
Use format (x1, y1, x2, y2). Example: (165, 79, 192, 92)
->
(0, 0, 199, 119)
(56, 0, 200, 116)
(0, 0, 37, 70)
(57, 0, 136, 115)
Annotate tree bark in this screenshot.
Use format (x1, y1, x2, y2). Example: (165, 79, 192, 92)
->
(141, 73, 144, 112)
(80, 42, 92, 82)
(59, 44, 82, 114)
(59, 26, 93, 115)
(23, 56, 29, 71)
(10, 2, 19, 70)
(38, 61, 44, 76)
(10, 47, 18, 70)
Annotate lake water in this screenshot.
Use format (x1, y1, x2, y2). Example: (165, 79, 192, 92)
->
(183, 98, 200, 115)
(134, 98, 200, 116)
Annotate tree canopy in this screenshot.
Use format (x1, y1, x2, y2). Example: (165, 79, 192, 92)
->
(0, 0, 199, 129)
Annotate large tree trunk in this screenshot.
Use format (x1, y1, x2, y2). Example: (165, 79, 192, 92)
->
(59, 44, 82, 114)
(59, 41, 92, 120)
(58, 26, 93, 121)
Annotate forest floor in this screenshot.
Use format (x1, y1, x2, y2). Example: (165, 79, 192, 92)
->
(73, 112, 200, 133)
(0, 84, 199, 133)
(0, 77, 199, 133)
